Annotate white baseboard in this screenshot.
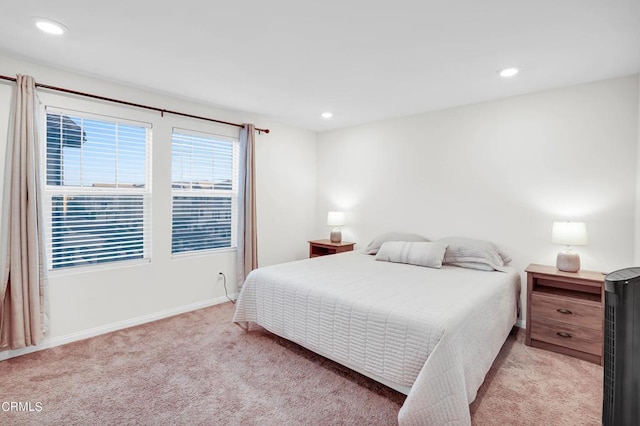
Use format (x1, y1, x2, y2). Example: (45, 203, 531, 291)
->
(515, 318, 526, 329)
(0, 294, 237, 362)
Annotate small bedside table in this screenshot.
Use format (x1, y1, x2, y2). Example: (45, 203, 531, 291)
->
(525, 263, 606, 365)
(309, 239, 355, 258)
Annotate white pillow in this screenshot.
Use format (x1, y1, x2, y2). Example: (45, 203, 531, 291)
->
(364, 232, 429, 255)
(438, 237, 511, 272)
(375, 241, 448, 269)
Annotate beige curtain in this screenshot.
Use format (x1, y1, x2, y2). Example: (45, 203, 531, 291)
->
(0, 75, 48, 350)
(237, 124, 257, 288)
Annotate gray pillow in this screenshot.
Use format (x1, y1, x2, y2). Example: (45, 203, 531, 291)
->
(438, 237, 511, 272)
(364, 232, 429, 255)
(375, 241, 448, 269)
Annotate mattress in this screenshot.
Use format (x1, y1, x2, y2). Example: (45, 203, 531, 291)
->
(232, 251, 520, 425)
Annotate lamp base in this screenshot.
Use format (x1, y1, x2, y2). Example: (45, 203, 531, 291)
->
(330, 229, 342, 243)
(556, 249, 580, 273)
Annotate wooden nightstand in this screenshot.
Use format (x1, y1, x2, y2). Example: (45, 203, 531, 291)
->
(309, 240, 355, 258)
(525, 263, 606, 365)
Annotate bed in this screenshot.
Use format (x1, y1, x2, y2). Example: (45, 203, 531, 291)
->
(232, 245, 520, 425)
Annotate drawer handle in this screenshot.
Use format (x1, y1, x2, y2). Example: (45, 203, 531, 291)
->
(557, 308, 573, 315)
(556, 331, 572, 339)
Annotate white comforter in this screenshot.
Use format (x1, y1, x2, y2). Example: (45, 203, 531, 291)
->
(232, 251, 520, 425)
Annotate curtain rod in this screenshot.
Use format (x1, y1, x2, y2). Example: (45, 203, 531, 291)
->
(0, 74, 270, 134)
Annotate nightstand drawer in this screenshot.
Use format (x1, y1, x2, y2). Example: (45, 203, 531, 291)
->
(530, 317, 602, 356)
(530, 293, 602, 330)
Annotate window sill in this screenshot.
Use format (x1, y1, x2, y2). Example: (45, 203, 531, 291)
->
(48, 258, 152, 277)
(171, 246, 237, 261)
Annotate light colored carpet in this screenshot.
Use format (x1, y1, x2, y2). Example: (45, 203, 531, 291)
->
(469, 327, 602, 425)
(0, 302, 602, 425)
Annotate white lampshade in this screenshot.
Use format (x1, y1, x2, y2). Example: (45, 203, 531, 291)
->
(327, 211, 345, 227)
(552, 221, 588, 246)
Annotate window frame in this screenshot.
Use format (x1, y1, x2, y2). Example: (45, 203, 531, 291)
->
(40, 99, 153, 274)
(170, 127, 239, 257)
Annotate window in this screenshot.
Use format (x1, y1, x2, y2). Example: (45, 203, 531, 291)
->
(171, 129, 237, 254)
(45, 109, 151, 269)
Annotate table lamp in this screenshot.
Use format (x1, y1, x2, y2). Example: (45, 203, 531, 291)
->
(327, 211, 344, 243)
(552, 221, 588, 273)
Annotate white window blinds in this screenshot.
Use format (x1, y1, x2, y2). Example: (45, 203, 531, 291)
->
(171, 129, 238, 254)
(45, 109, 151, 269)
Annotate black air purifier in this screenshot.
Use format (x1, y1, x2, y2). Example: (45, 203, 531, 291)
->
(603, 267, 640, 426)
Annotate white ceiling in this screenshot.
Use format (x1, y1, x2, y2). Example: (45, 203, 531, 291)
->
(1, 1, 639, 132)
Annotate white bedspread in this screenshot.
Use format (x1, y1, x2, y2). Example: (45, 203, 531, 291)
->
(232, 251, 520, 425)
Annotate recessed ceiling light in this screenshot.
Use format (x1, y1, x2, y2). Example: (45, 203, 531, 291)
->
(321, 112, 333, 119)
(498, 67, 519, 78)
(34, 18, 67, 35)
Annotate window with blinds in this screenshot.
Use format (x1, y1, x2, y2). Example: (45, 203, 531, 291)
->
(45, 109, 151, 270)
(171, 129, 238, 254)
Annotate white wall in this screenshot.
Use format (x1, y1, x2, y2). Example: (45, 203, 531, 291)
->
(256, 122, 317, 265)
(635, 75, 640, 265)
(0, 54, 317, 356)
(317, 75, 640, 319)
